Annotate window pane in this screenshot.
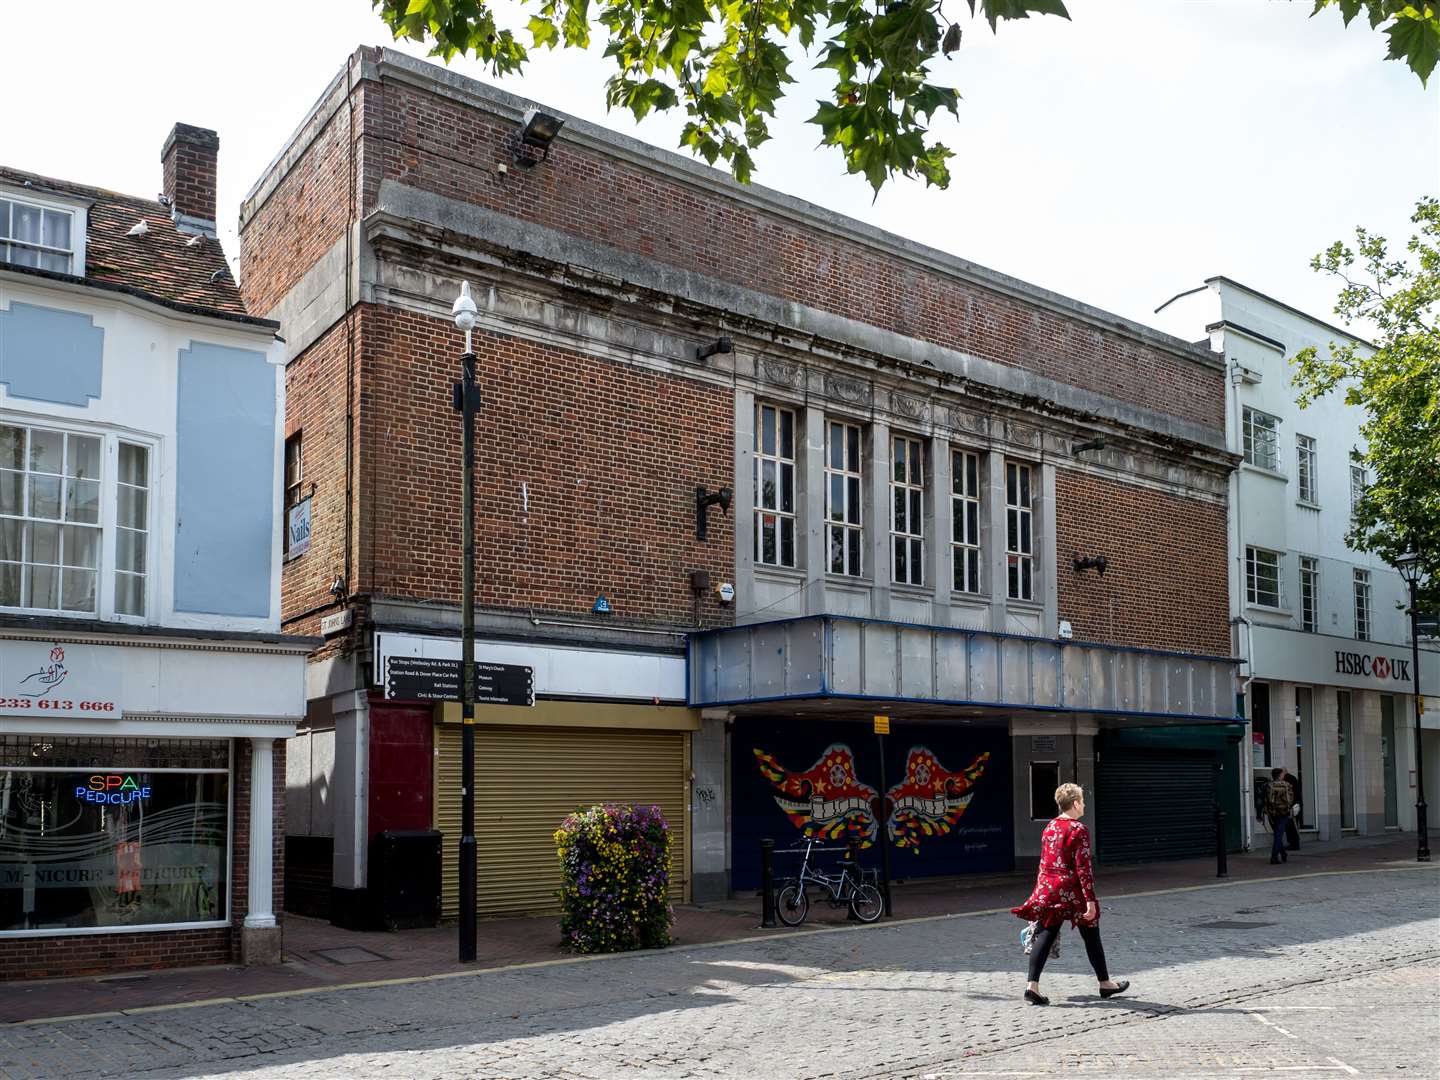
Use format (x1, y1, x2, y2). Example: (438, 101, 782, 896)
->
(952, 512, 963, 544)
(1006, 463, 1016, 503)
(43, 209, 71, 250)
(966, 503, 978, 544)
(8, 245, 38, 268)
(0, 200, 9, 238)
(61, 567, 96, 612)
(119, 443, 148, 487)
(967, 553, 979, 593)
(761, 517, 777, 564)
(780, 517, 794, 567)
(1021, 560, 1032, 599)
(846, 477, 861, 524)
(1008, 561, 1019, 599)
(63, 524, 100, 569)
(29, 429, 63, 474)
(0, 562, 18, 606)
(25, 564, 58, 609)
(893, 438, 905, 481)
(829, 425, 843, 470)
(0, 426, 22, 470)
(779, 463, 793, 513)
(119, 485, 147, 530)
(966, 454, 978, 495)
(12, 202, 41, 244)
(761, 459, 776, 510)
(780, 410, 794, 460)
(761, 407, 776, 456)
(0, 470, 20, 514)
(29, 475, 61, 521)
(1019, 466, 1030, 506)
(830, 526, 844, 573)
(894, 537, 907, 581)
(29, 522, 59, 565)
(68, 435, 101, 479)
(1020, 513, 1032, 554)
(910, 539, 923, 583)
(1007, 509, 1018, 551)
(847, 426, 860, 470)
(0, 518, 17, 562)
(116, 571, 145, 616)
(66, 478, 100, 524)
(893, 487, 906, 530)
(116, 527, 146, 573)
(847, 529, 861, 576)
(829, 475, 843, 521)
(910, 489, 921, 527)
(40, 252, 70, 273)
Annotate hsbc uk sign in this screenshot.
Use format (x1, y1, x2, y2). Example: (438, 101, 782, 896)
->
(1335, 650, 1411, 683)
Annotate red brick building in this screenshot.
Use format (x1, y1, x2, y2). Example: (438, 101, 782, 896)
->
(242, 48, 1239, 922)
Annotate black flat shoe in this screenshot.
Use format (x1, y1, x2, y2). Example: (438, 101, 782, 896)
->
(1281, 850, 1288, 862)
(1270, 857, 1281, 864)
(1024, 989, 1050, 1006)
(1099, 980, 1130, 999)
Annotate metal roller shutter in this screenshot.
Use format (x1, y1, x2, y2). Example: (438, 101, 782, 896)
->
(435, 725, 690, 918)
(1095, 747, 1218, 863)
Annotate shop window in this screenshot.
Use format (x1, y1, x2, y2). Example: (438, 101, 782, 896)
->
(754, 404, 796, 568)
(0, 736, 230, 933)
(1250, 681, 1271, 768)
(1029, 761, 1060, 821)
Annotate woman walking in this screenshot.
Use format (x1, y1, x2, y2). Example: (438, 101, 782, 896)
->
(1011, 783, 1129, 1005)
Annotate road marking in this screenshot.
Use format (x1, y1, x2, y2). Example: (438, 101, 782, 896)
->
(1245, 1006, 1336, 1011)
(4, 864, 1434, 1028)
(1249, 1011, 1299, 1039)
(1326, 1057, 1360, 1075)
(1234, 1065, 1359, 1075)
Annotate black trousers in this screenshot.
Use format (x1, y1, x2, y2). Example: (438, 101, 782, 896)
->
(1027, 922, 1110, 983)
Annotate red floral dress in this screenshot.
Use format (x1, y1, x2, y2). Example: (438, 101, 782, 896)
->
(1011, 816, 1099, 929)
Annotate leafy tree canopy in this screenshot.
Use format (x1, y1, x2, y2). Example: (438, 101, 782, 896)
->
(1291, 197, 1440, 613)
(373, 0, 1438, 192)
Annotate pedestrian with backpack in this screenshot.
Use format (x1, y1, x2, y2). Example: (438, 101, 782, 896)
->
(1265, 767, 1293, 865)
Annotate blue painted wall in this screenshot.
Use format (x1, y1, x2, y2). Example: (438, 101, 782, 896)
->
(0, 302, 104, 407)
(174, 342, 275, 617)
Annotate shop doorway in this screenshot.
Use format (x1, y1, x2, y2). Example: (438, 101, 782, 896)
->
(1381, 695, 1399, 828)
(1338, 691, 1356, 830)
(1295, 687, 1315, 828)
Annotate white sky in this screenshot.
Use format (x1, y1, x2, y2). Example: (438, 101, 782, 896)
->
(3, 0, 1436, 336)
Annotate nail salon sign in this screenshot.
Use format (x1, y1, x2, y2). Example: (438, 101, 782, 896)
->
(0, 642, 123, 719)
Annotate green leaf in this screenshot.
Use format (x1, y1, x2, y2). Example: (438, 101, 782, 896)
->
(1385, 14, 1440, 85)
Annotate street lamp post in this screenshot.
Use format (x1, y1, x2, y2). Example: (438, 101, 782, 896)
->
(452, 282, 480, 959)
(1394, 551, 1430, 863)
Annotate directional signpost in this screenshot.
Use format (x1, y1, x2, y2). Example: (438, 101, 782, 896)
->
(383, 656, 534, 707)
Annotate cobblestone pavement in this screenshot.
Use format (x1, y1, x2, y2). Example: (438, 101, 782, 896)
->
(2, 867, 1436, 1080)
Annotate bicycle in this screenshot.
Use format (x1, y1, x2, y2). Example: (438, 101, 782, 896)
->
(774, 835, 884, 925)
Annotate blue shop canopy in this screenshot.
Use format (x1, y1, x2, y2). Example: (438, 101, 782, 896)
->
(688, 615, 1240, 726)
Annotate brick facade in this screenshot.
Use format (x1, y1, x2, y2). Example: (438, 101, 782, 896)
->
(1056, 470, 1230, 655)
(0, 739, 285, 981)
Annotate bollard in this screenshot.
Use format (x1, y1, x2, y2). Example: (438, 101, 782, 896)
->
(1215, 805, 1228, 878)
(760, 839, 776, 928)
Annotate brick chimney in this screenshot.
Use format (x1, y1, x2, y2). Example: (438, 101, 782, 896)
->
(161, 123, 219, 233)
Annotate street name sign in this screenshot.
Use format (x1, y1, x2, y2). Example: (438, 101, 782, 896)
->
(383, 656, 534, 706)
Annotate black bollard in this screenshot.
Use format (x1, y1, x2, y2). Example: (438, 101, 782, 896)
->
(760, 839, 776, 928)
(1215, 804, 1228, 878)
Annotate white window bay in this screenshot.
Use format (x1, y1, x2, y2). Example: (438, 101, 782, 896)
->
(0, 195, 78, 274)
(0, 422, 150, 618)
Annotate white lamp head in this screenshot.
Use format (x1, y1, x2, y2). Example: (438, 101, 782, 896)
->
(452, 281, 478, 333)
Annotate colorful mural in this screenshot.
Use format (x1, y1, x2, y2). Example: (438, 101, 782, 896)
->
(732, 719, 1012, 889)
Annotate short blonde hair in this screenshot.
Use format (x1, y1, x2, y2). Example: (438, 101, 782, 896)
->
(1054, 783, 1084, 812)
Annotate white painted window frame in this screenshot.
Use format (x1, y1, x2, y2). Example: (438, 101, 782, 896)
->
(1245, 545, 1284, 609)
(825, 419, 864, 577)
(1353, 567, 1372, 641)
(1295, 433, 1318, 504)
(0, 187, 87, 277)
(0, 416, 157, 624)
(951, 447, 982, 595)
(890, 434, 925, 587)
(1299, 555, 1319, 633)
(753, 403, 797, 569)
(1005, 460, 1035, 602)
(1242, 406, 1281, 471)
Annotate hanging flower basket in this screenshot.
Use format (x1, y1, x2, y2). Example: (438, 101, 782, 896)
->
(554, 803, 674, 954)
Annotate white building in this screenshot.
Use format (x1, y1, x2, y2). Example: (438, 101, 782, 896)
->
(0, 125, 314, 978)
(1155, 277, 1439, 848)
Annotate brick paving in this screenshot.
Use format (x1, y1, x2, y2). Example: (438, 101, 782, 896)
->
(0, 837, 1435, 1079)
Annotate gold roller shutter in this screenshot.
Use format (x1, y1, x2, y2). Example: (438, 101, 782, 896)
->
(435, 725, 690, 918)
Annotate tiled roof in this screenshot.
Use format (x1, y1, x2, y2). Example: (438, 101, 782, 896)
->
(0, 166, 264, 324)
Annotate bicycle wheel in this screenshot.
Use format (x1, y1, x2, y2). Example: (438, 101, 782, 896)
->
(775, 882, 809, 926)
(848, 883, 884, 923)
